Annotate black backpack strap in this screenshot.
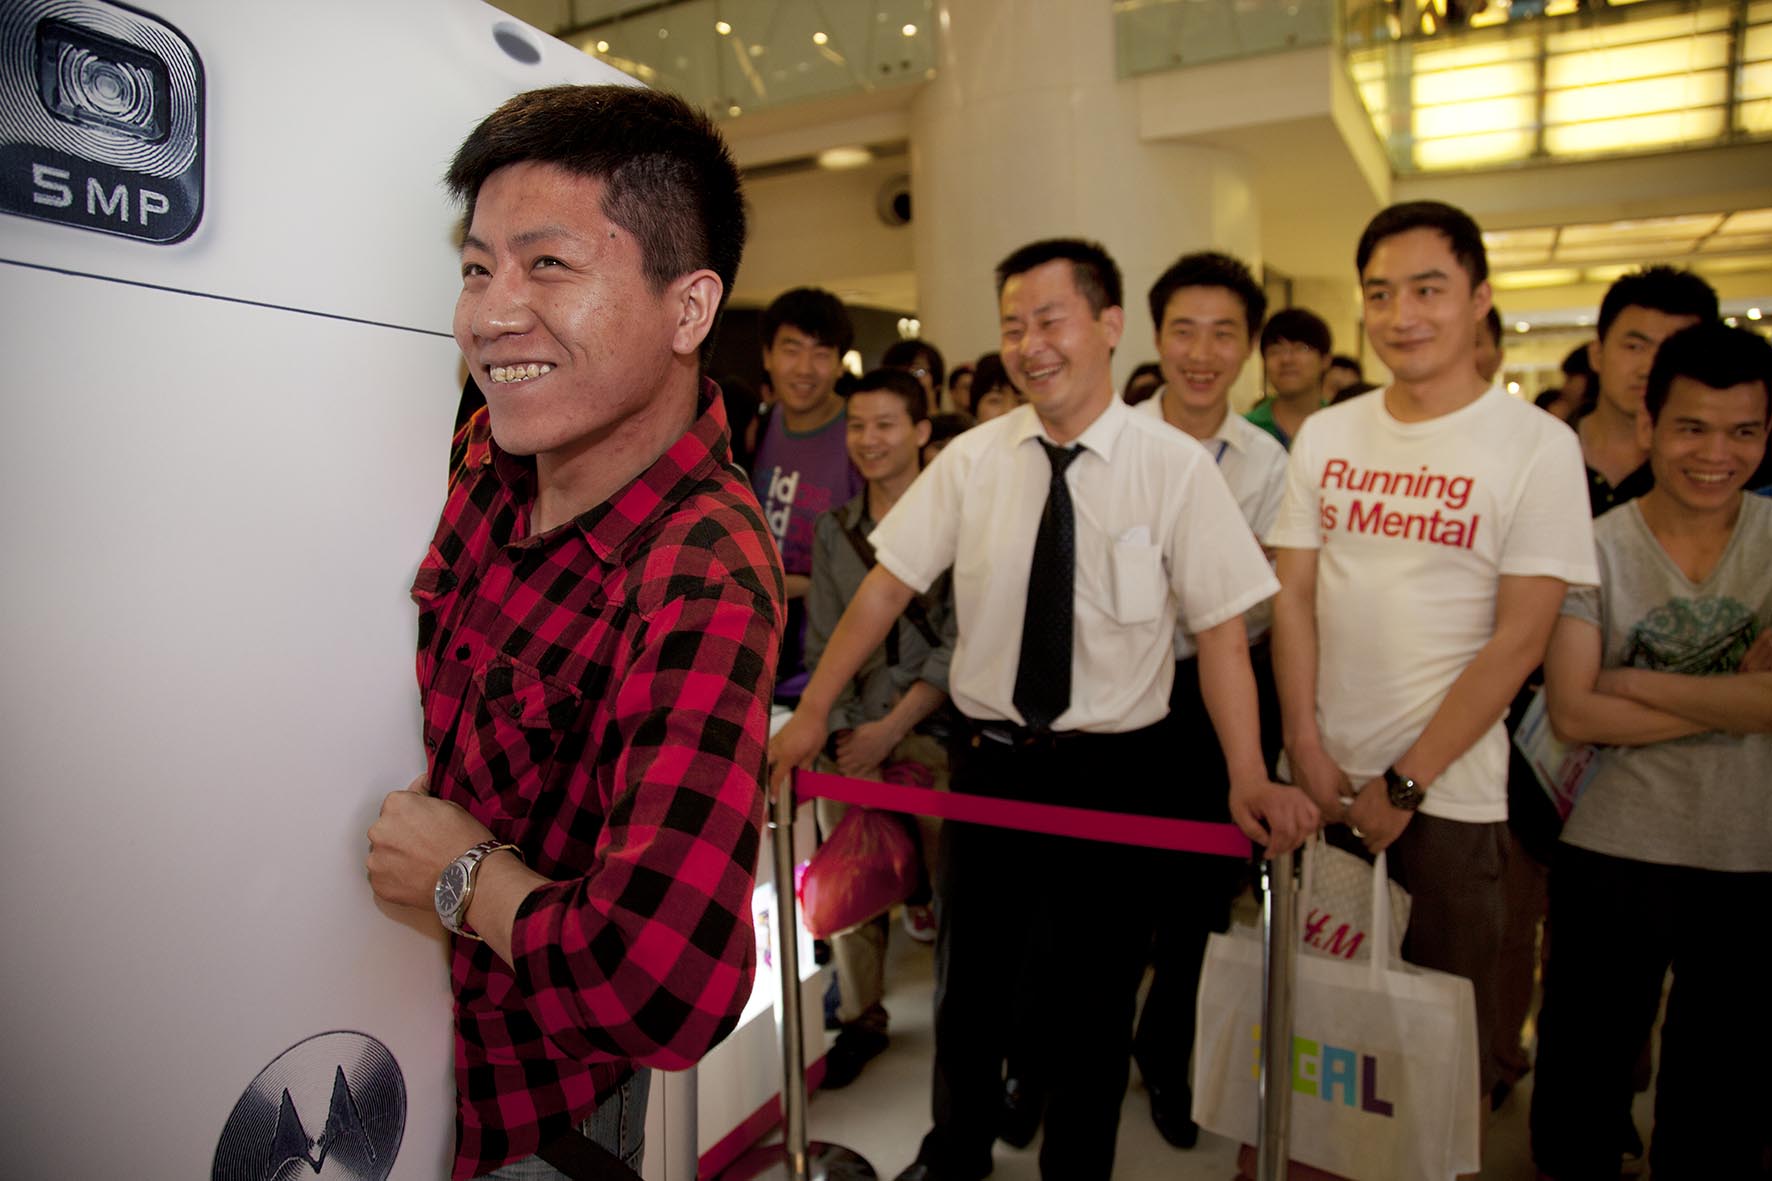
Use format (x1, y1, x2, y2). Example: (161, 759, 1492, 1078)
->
(837, 518, 943, 654)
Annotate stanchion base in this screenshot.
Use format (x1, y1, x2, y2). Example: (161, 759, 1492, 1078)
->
(715, 1140, 877, 1181)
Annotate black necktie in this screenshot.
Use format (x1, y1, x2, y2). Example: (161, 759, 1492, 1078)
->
(1013, 440, 1081, 731)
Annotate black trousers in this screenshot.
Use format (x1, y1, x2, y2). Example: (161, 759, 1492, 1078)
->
(1529, 844, 1772, 1180)
(919, 719, 1172, 1181)
(1130, 655, 1260, 1093)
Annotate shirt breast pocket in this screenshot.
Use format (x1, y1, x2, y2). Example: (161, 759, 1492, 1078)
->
(1108, 536, 1165, 625)
(453, 655, 586, 819)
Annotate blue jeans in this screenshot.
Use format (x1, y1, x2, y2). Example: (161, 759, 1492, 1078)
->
(483, 1068, 651, 1180)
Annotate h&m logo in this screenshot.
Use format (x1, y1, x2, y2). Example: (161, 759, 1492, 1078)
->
(1302, 907, 1366, 959)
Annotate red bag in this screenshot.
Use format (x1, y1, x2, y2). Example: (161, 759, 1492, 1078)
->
(797, 806, 919, 938)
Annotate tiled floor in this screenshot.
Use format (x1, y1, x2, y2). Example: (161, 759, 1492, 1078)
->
(768, 908, 1659, 1181)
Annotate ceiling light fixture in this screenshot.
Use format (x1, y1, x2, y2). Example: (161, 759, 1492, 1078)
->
(817, 145, 873, 170)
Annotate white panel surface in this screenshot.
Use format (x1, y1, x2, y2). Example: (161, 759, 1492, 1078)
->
(0, 3, 644, 1176)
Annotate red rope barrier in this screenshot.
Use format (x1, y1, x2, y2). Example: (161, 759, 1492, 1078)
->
(795, 769, 1252, 859)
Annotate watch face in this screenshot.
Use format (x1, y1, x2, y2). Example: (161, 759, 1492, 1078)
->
(435, 861, 468, 924)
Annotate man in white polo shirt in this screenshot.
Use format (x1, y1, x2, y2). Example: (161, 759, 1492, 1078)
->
(1267, 201, 1598, 1109)
(772, 238, 1317, 1181)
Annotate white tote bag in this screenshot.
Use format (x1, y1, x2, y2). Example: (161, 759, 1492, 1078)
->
(1192, 852, 1482, 1180)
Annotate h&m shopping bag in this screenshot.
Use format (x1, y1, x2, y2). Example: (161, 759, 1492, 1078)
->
(1298, 834, 1412, 962)
(1192, 852, 1481, 1180)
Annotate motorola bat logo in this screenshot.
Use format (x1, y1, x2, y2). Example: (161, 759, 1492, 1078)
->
(213, 1031, 406, 1181)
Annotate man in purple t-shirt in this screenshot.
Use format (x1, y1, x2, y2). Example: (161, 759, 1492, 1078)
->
(752, 287, 862, 687)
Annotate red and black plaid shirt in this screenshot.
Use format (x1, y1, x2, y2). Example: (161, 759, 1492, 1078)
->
(412, 380, 784, 1178)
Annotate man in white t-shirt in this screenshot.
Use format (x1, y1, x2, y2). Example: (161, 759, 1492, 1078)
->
(1129, 250, 1290, 1147)
(1266, 201, 1598, 1102)
(772, 238, 1317, 1181)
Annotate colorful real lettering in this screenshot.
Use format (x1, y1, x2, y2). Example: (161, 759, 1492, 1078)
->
(1248, 1025, 1395, 1117)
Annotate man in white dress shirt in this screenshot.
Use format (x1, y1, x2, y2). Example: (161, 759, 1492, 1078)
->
(771, 238, 1317, 1181)
(1128, 250, 1292, 1147)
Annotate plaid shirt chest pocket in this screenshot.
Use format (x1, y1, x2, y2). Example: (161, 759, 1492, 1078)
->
(451, 654, 589, 820)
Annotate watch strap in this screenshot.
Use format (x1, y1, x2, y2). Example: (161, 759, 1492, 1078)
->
(1383, 767, 1425, 811)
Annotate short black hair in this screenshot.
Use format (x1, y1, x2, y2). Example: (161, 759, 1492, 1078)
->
(446, 85, 745, 363)
(1356, 200, 1488, 287)
(1329, 355, 1363, 378)
(926, 412, 974, 446)
(1122, 362, 1163, 405)
(882, 339, 946, 390)
(947, 363, 973, 389)
(1644, 321, 1772, 424)
(1260, 307, 1333, 356)
(995, 238, 1122, 316)
(1146, 251, 1266, 338)
(1331, 380, 1380, 406)
(850, 366, 930, 424)
(1596, 266, 1720, 342)
(1561, 344, 1593, 378)
(1481, 306, 1503, 345)
(972, 352, 1013, 400)
(761, 287, 854, 355)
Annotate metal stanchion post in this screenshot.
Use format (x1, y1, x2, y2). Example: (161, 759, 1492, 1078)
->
(716, 774, 876, 1181)
(1256, 848, 1297, 1181)
(657, 1066, 698, 1180)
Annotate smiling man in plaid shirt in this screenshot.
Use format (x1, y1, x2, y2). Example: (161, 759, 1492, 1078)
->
(366, 86, 784, 1180)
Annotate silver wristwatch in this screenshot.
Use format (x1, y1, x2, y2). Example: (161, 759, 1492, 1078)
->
(434, 839, 519, 938)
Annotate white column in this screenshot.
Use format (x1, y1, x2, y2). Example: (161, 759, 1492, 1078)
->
(912, 0, 1261, 391)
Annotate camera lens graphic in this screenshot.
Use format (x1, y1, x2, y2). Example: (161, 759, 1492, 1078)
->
(38, 19, 170, 142)
(64, 49, 150, 124)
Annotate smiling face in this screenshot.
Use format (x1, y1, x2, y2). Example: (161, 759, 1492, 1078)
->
(1593, 306, 1703, 421)
(1360, 226, 1492, 388)
(1156, 285, 1253, 422)
(999, 259, 1122, 441)
(845, 389, 929, 487)
(1641, 375, 1769, 515)
(763, 324, 843, 419)
(453, 161, 693, 466)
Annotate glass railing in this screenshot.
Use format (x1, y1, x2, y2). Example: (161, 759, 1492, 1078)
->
(1112, 0, 1338, 74)
(1116, 0, 1772, 174)
(538, 0, 937, 119)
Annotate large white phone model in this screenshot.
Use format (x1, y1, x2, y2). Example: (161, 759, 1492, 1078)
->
(0, 3, 694, 1176)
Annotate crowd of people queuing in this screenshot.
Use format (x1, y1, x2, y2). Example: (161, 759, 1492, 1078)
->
(746, 204, 1771, 1179)
(384, 79, 1766, 1180)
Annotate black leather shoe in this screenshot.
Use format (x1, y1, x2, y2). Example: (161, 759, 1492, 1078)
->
(997, 1076, 1043, 1148)
(819, 1025, 889, 1090)
(1148, 1081, 1199, 1149)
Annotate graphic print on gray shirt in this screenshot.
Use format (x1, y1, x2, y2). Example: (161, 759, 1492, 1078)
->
(1559, 495, 1772, 872)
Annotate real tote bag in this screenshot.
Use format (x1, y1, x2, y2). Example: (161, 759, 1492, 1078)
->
(1191, 851, 1482, 1180)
